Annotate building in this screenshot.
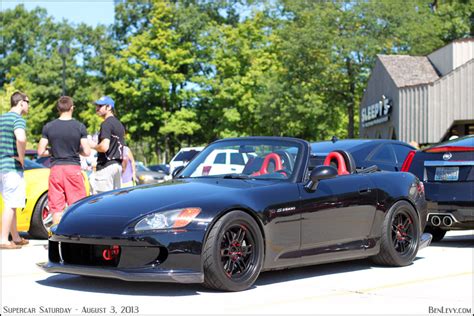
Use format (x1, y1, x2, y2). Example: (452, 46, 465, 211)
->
(360, 38, 474, 145)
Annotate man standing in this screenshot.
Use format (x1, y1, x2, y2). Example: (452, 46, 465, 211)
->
(0, 91, 30, 249)
(89, 96, 125, 194)
(37, 96, 91, 225)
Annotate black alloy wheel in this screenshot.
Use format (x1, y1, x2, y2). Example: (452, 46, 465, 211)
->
(220, 224, 255, 279)
(372, 200, 420, 266)
(203, 211, 264, 291)
(391, 211, 416, 256)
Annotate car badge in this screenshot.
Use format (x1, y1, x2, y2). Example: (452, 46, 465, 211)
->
(442, 152, 452, 161)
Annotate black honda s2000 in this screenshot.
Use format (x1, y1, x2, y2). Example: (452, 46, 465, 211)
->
(40, 137, 431, 291)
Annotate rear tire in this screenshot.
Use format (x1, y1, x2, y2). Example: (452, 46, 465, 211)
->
(372, 201, 420, 266)
(424, 226, 447, 242)
(28, 193, 51, 239)
(202, 211, 264, 291)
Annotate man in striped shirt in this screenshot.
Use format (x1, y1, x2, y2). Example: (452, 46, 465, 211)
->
(0, 91, 30, 249)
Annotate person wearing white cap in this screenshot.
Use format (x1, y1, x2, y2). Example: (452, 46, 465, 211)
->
(89, 96, 125, 194)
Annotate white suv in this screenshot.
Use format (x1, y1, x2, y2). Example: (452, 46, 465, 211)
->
(191, 149, 250, 177)
(168, 146, 204, 178)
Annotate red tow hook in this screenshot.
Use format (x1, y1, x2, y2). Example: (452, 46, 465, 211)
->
(102, 245, 120, 261)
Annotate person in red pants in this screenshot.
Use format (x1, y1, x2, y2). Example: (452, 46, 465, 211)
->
(37, 96, 91, 225)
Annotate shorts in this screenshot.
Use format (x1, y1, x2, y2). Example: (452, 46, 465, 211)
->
(90, 163, 122, 194)
(48, 165, 86, 214)
(0, 171, 26, 209)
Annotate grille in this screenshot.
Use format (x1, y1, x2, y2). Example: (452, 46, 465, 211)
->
(49, 241, 120, 267)
(48, 241, 164, 268)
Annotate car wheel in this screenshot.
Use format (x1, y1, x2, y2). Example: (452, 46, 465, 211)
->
(372, 200, 420, 266)
(424, 226, 447, 242)
(28, 193, 51, 239)
(202, 211, 264, 291)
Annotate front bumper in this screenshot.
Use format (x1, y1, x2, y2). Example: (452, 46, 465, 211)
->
(38, 262, 203, 283)
(41, 229, 206, 283)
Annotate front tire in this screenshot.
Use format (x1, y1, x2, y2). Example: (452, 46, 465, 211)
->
(372, 200, 420, 266)
(28, 193, 51, 239)
(202, 211, 264, 291)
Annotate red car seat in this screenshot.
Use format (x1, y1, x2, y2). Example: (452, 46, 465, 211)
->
(252, 153, 283, 176)
(323, 151, 349, 175)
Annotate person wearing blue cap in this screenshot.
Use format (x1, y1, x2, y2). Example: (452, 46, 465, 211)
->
(89, 96, 125, 194)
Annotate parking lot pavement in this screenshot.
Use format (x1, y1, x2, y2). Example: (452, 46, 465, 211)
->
(1, 230, 472, 315)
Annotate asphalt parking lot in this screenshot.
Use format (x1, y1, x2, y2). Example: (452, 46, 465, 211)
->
(1, 230, 472, 315)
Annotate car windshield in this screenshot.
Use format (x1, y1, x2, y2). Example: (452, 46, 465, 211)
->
(179, 139, 302, 180)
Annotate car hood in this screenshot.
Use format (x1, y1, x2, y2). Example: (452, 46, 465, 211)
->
(56, 178, 272, 236)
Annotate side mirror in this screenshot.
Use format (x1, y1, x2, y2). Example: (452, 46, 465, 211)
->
(305, 165, 338, 192)
(172, 165, 185, 179)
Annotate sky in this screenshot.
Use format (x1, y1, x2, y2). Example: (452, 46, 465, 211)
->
(2, 0, 115, 26)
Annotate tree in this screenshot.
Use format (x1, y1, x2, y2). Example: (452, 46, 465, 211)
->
(107, 0, 205, 162)
(1, 5, 112, 142)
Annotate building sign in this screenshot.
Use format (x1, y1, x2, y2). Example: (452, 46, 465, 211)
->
(361, 95, 392, 127)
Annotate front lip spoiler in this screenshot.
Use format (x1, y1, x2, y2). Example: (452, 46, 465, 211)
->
(419, 233, 432, 250)
(37, 262, 204, 284)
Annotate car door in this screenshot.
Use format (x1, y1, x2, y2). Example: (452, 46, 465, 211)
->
(297, 174, 377, 264)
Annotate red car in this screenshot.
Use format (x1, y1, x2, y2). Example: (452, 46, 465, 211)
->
(401, 135, 474, 241)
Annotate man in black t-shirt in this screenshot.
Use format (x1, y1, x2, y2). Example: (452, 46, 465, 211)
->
(37, 96, 91, 224)
(89, 96, 125, 194)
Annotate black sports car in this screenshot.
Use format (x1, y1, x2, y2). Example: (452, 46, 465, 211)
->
(402, 135, 474, 241)
(40, 137, 431, 291)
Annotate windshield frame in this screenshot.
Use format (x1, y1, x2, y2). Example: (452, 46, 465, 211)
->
(178, 137, 310, 183)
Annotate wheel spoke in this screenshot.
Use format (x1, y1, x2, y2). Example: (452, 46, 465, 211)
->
(391, 224, 398, 234)
(241, 244, 252, 256)
(238, 229, 246, 244)
(236, 257, 247, 272)
(402, 218, 410, 228)
(225, 231, 233, 243)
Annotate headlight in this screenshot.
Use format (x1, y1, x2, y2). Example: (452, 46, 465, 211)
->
(133, 208, 201, 232)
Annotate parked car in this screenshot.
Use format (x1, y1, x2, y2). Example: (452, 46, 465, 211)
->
(168, 146, 204, 177)
(147, 164, 170, 175)
(0, 160, 90, 239)
(190, 149, 251, 176)
(401, 135, 474, 241)
(41, 137, 430, 291)
(136, 162, 166, 185)
(25, 149, 39, 161)
(310, 138, 416, 171)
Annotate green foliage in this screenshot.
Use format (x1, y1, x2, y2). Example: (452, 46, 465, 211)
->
(2, 0, 472, 162)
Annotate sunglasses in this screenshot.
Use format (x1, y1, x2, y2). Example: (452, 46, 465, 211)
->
(23, 100, 30, 104)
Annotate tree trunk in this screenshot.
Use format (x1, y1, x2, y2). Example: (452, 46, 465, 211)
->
(346, 58, 355, 138)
